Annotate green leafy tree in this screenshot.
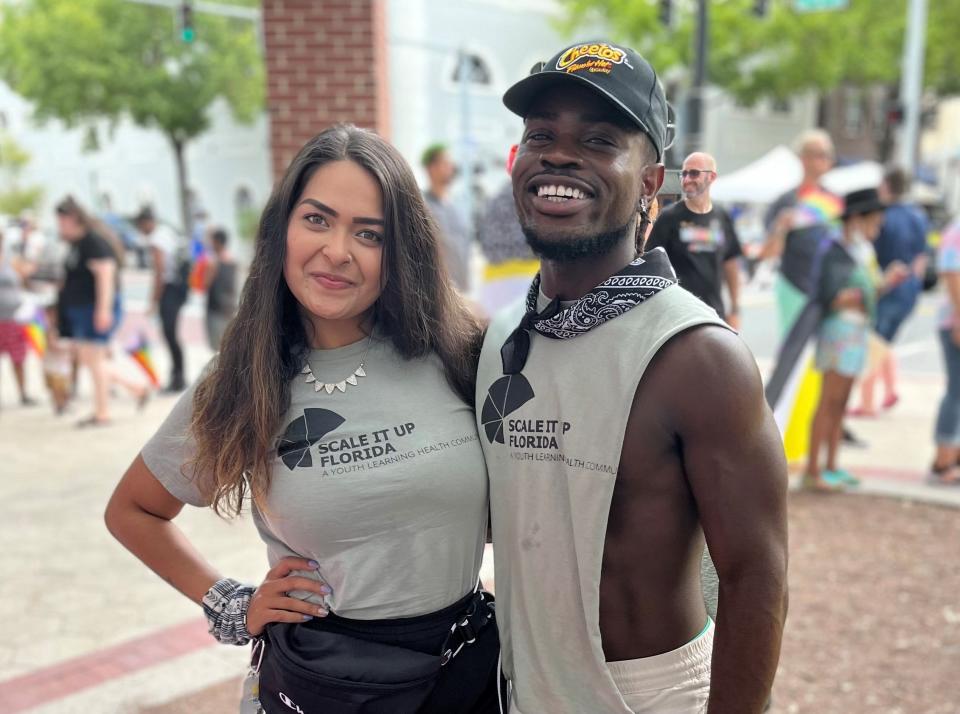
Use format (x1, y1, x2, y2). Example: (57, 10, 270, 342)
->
(0, 133, 43, 216)
(558, 0, 960, 157)
(0, 0, 264, 233)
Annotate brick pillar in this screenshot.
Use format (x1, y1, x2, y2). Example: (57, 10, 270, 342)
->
(263, 0, 391, 180)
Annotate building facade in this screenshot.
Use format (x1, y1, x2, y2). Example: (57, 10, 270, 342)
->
(2, 0, 825, 250)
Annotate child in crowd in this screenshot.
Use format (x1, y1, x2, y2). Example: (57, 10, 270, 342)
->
(804, 188, 909, 490)
(0, 228, 37, 407)
(43, 304, 72, 414)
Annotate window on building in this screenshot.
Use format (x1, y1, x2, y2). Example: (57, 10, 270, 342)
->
(772, 98, 792, 114)
(452, 53, 492, 86)
(235, 186, 253, 212)
(234, 186, 257, 242)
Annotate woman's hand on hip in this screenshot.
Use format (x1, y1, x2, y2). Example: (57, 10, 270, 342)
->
(245, 557, 332, 636)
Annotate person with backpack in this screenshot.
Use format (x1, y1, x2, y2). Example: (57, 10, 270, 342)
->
(136, 207, 188, 392)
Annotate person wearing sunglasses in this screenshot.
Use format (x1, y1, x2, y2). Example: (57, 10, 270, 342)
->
(477, 40, 788, 713)
(646, 153, 743, 330)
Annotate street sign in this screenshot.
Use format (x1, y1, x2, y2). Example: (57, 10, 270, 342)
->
(794, 0, 848, 11)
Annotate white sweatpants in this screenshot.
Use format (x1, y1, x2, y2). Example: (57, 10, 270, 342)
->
(608, 619, 714, 714)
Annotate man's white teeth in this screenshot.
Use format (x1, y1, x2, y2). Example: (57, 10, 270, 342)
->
(537, 185, 588, 200)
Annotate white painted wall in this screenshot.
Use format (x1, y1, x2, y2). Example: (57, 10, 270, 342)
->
(0, 82, 270, 256)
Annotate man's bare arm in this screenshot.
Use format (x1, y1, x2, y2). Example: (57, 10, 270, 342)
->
(723, 258, 741, 329)
(759, 210, 791, 261)
(659, 326, 789, 713)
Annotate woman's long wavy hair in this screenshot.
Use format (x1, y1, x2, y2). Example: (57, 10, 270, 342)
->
(55, 195, 126, 266)
(190, 124, 483, 517)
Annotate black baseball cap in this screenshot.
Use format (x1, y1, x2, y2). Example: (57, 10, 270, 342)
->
(503, 40, 669, 161)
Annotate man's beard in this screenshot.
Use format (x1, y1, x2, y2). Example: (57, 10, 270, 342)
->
(521, 221, 632, 263)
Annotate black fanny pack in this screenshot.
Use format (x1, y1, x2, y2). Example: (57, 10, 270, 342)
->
(253, 590, 495, 714)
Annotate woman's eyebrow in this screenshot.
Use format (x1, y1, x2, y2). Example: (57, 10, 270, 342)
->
(297, 198, 337, 216)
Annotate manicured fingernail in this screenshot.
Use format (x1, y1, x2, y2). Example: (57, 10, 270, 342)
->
(320, 585, 332, 595)
(317, 608, 329, 617)
(308, 560, 320, 568)
(302, 614, 313, 621)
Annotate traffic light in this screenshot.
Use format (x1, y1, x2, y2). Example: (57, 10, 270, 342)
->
(659, 0, 672, 28)
(178, 2, 195, 44)
(885, 101, 904, 128)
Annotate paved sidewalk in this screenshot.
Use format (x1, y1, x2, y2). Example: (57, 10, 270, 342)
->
(0, 284, 955, 712)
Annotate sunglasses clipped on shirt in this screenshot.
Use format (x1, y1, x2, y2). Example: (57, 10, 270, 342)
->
(680, 169, 716, 179)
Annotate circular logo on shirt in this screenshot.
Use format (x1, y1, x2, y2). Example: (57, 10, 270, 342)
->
(277, 408, 346, 469)
(481, 374, 535, 444)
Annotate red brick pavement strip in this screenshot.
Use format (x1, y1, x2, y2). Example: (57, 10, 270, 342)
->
(0, 619, 212, 713)
(848, 465, 925, 483)
(0, 469, 937, 712)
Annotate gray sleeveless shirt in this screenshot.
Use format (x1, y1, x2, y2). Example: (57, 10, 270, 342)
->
(477, 283, 725, 713)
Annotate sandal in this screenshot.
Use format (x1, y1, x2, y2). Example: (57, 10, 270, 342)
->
(928, 464, 960, 486)
(801, 473, 844, 492)
(824, 468, 860, 487)
(76, 415, 112, 429)
(847, 407, 877, 418)
(881, 394, 900, 410)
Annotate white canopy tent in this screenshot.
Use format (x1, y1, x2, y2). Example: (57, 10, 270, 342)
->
(710, 146, 802, 204)
(710, 146, 883, 205)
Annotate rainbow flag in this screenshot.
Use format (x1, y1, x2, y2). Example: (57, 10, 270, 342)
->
(127, 333, 160, 387)
(189, 254, 209, 292)
(22, 309, 46, 356)
(792, 187, 843, 230)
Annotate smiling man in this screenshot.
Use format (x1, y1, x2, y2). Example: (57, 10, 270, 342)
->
(646, 152, 743, 330)
(477, 42, 788, 713)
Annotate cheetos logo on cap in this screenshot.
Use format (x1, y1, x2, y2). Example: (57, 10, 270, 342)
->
(556, 43, 630, 75)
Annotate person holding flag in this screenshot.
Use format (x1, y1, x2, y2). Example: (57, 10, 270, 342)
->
(766, 188, 910, 490)
(0, 227, 38, 407)
(760, 130, 869, 455)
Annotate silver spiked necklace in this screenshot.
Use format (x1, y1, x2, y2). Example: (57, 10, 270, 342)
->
(301, 336, 371, 394)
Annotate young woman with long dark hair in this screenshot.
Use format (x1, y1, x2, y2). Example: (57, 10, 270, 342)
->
(105, 125, 499, 713)
(56, 196, 148, 425)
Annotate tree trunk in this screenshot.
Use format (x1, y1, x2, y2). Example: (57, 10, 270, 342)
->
(170, 135, 192, 239)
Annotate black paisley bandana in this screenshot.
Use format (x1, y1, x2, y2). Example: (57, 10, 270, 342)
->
(500, 247, 677, 375)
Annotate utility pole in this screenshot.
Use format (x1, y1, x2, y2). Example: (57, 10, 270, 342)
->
(458, 50, 475, 244)
(897, 0, 927, 175)
(686, 0, 708, 154)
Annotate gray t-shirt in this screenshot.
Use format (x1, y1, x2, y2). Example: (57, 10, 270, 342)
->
(143, 334, 488, 619)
